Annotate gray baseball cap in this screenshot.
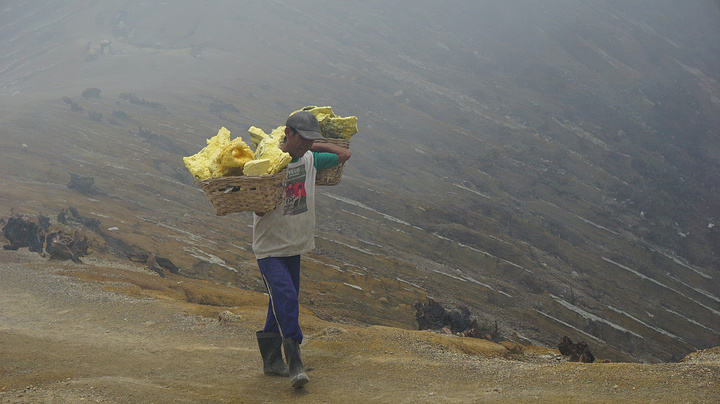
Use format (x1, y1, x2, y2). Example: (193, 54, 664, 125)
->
(285, 110, 324, 141)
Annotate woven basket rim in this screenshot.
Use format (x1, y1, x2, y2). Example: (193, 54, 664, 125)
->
(196, 168, 288, 215)
(196, 167, 287, 186)
(315, 137, 351, 147)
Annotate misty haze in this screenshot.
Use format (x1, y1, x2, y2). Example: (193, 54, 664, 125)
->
(1, 0, 719, 402)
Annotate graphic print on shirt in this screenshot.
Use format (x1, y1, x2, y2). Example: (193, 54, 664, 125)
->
(283, 164, 308, 216)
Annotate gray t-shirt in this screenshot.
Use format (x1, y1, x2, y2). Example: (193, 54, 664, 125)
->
(252, 151, 318, 259)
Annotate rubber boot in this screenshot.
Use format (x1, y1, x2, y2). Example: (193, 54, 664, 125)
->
(283, 338, 309, 388)
(256, 331, 289, 376)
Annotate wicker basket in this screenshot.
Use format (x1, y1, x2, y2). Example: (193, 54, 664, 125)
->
(197, 168, 287, 216)
(315, 138, 350, 186)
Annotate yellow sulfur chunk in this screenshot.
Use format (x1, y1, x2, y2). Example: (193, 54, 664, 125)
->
(209, 137, 255, 178)
(300, 106, 334, 118)
(254, 134, 280, 160)
(268, 126, 287, 143)
(243, 158, 270, 176)
(255, 136, 292, 174)
(249, 125, 286, 149)
(250, 125, 292, 174)
(293, 106, 358, 140)
(319, 115, 358, 140)
(248, 126, 268, 150)
(267, 151, 292, 174)
(183, 127, 232, 180)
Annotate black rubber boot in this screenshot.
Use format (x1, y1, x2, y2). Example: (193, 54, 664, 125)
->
(256, 331, 289, 377)
(283, 338, 309, 388)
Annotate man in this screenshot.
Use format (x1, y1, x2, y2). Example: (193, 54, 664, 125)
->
(253, 110, 351, 388)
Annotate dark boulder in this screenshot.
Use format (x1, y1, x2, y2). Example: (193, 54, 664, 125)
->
(1, 214, 44, 253)
(414, 298, 448, 331)
(45, 230, 88, 263)
(558, 336, 595, 363)
(414, 298, 487, 336)
(126, 253, 181, 276)
(67, 173, 105, 196)
(82, 87, 101, 98)
(57, 206, 101, 231)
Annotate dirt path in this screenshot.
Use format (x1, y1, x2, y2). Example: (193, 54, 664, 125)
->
(1, 249, 718, 403)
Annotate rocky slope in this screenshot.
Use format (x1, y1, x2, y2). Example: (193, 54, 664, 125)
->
(1, 249, 718, 403)
(1, 0, 719, 364)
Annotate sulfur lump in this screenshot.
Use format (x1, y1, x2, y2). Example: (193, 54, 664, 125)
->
(183, 127, 233, 180)
(248, 126, 292, 174)
(293, 105, 358, 140)
(183, 127, 258, 179)
(209, 137, 255, 178)
(249, 125, 286, 149)
(242, 158, 271, 176)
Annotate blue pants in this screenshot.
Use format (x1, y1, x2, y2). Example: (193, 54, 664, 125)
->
(258, 255, 303, 344)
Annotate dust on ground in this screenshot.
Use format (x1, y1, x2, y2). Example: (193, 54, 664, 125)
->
(1, 249, 718, 403)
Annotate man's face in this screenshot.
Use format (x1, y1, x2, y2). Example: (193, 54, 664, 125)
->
(283, 128, 314, 158)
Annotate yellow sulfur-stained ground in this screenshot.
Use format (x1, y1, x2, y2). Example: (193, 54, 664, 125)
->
(1, 249, 718, 404)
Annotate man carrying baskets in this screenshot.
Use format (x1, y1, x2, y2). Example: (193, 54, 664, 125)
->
(253, 110, 351, 388)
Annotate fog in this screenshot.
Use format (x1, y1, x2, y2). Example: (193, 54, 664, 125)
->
(3, 1, 719, 155)
(4, 1, 719, 97)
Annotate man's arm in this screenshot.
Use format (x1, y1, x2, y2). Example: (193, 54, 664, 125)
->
(310, 142, 351, 163)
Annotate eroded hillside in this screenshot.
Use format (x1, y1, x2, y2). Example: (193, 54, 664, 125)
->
(1, 0, 719, 363)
